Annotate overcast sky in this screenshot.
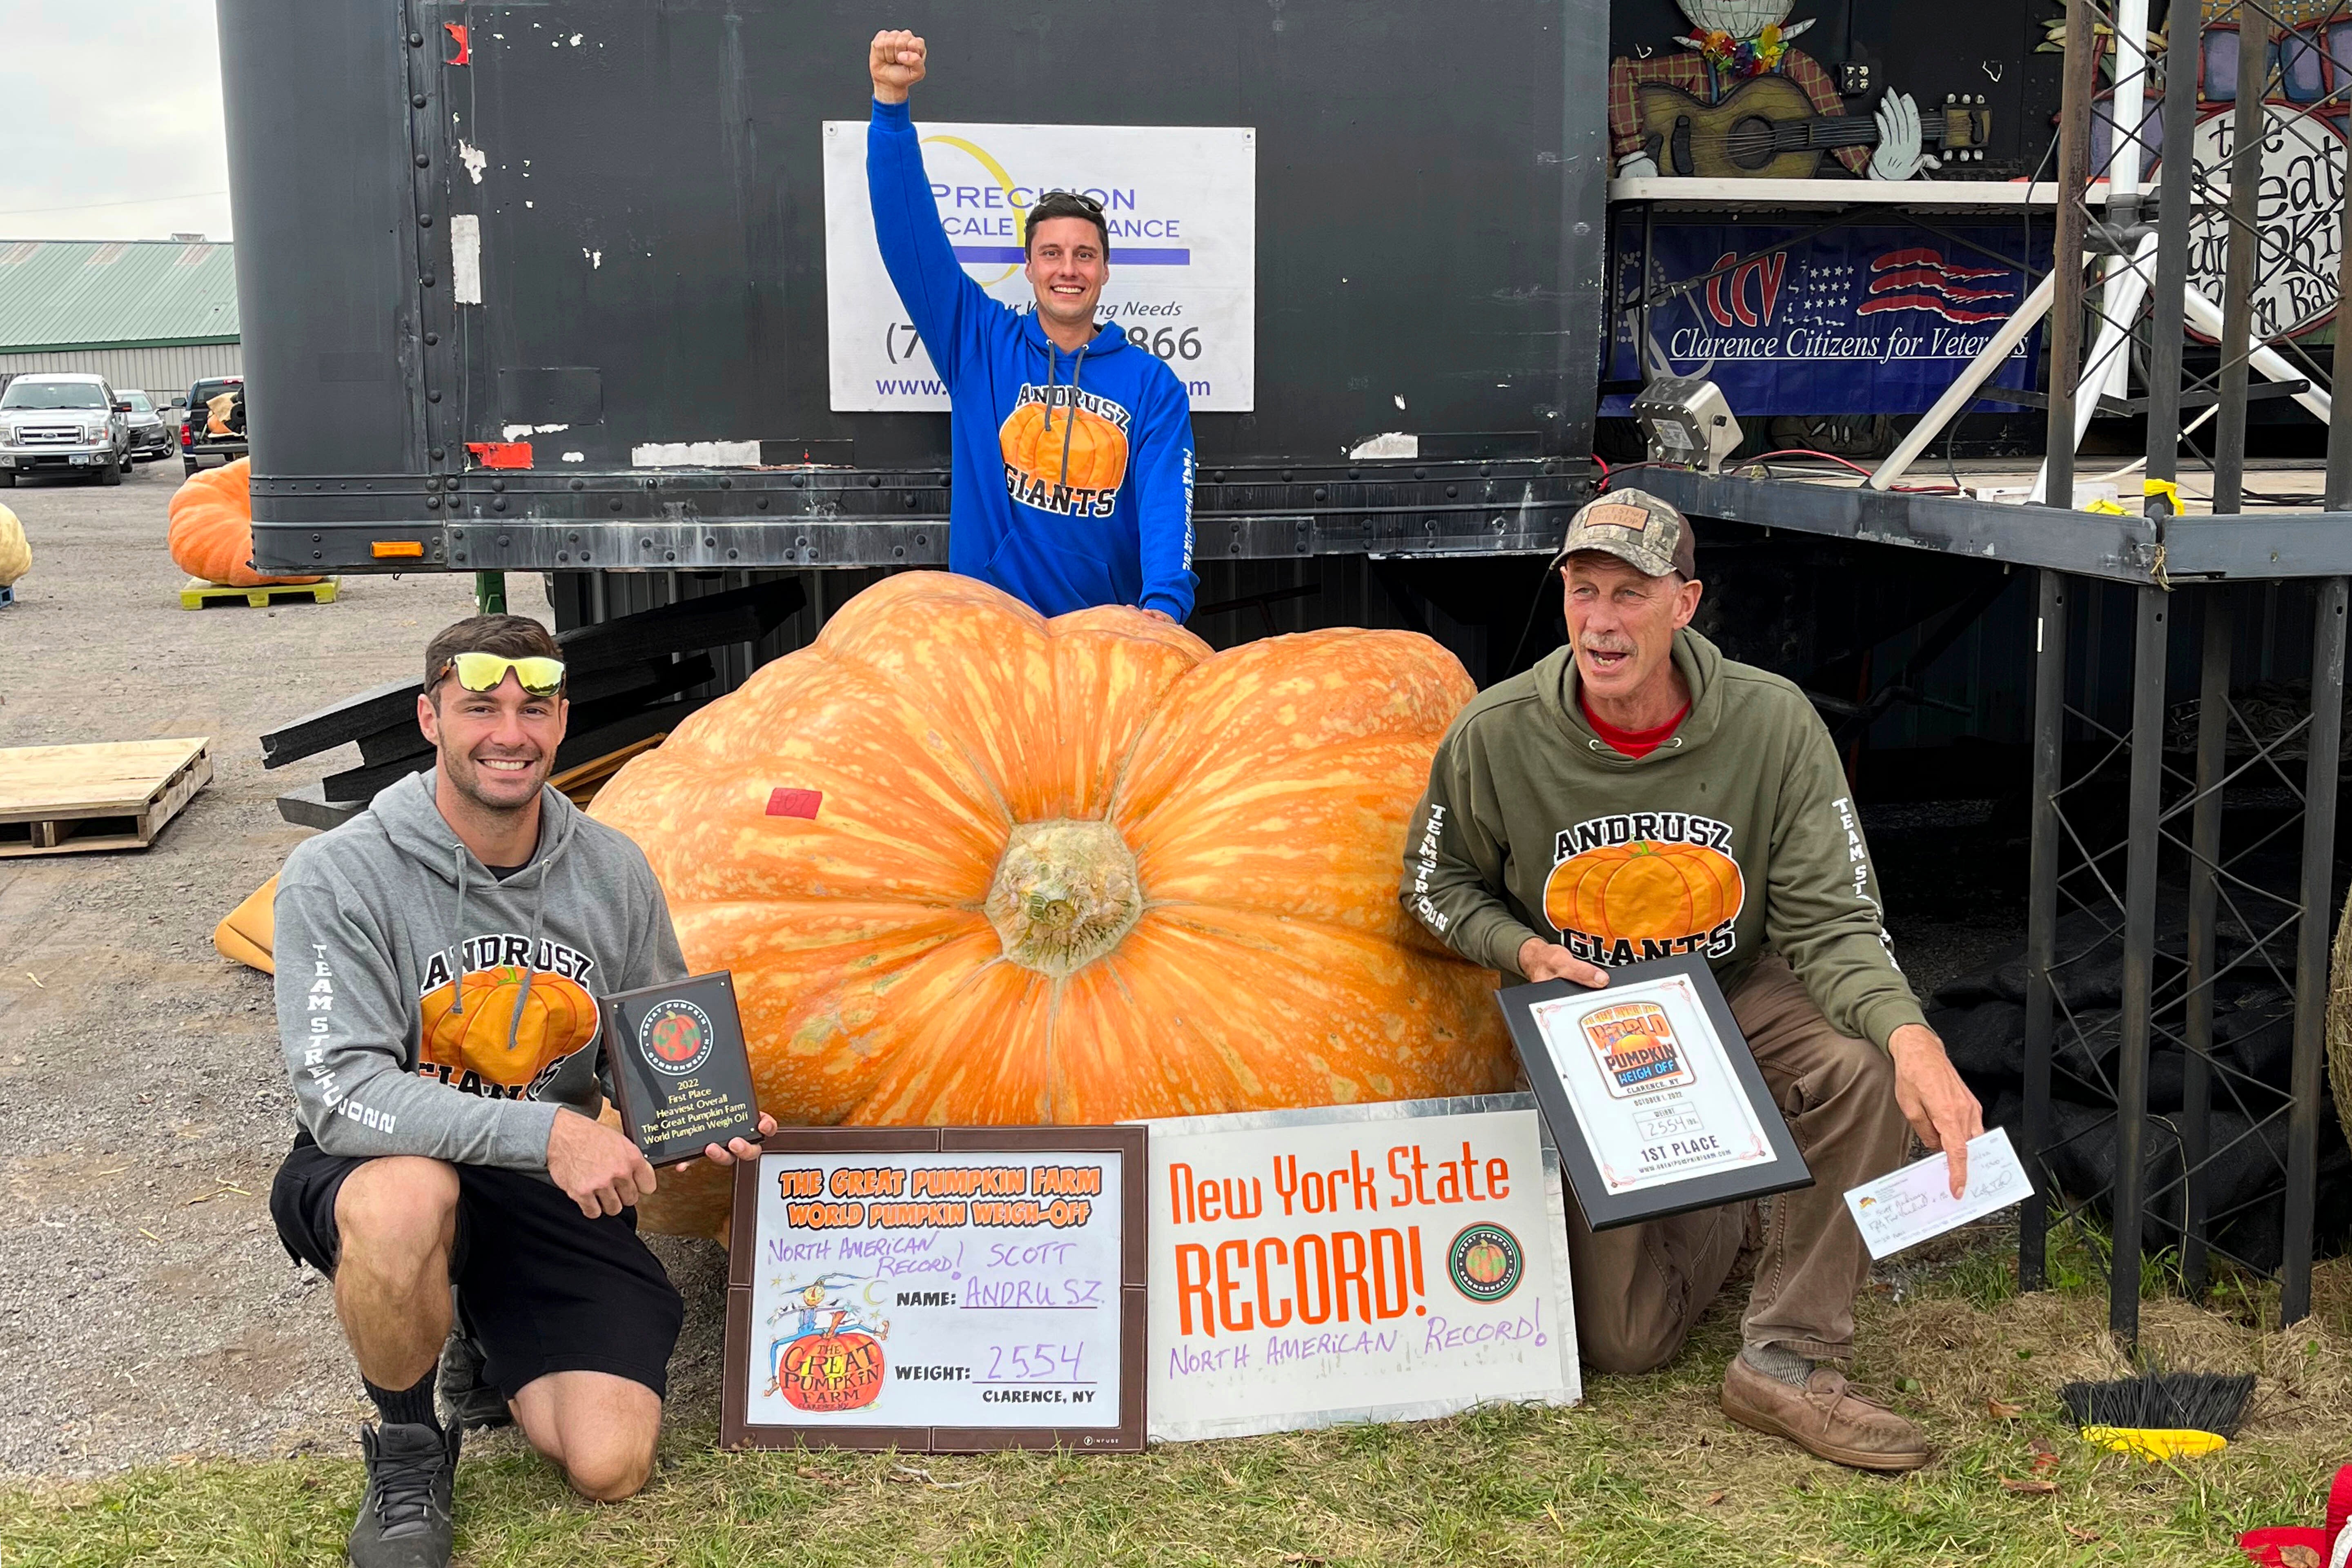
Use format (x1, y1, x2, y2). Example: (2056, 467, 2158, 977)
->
(2, 2, 234, 242)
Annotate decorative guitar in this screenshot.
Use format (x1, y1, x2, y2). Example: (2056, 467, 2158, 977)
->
(1637, 76, 1992, 180)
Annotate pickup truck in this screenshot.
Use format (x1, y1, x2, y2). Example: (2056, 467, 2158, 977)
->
(0, 372, 135, 487)
(180, 375, 248, 474)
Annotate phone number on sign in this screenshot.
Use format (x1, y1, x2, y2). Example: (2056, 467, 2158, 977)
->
(884, 321, 1206, 364)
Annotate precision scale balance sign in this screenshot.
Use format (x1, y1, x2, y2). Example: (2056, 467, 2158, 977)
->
(2174, 105, 2346, 342)
(822, 119, 1257, 412)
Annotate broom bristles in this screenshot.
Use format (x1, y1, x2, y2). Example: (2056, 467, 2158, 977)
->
(2058, 1371, 2256, 1439)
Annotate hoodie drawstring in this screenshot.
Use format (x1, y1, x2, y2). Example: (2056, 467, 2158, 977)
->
(1058, 343, 1091, 483)
(508, 889, 546, 1068)
(1038, 334, 1093, 485)
(447, 846, 470, 1018)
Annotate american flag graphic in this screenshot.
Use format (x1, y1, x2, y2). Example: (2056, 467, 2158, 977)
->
(1857, 247, 2016, 325)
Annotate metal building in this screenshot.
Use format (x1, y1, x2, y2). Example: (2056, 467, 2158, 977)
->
(0, 238, 241, 400)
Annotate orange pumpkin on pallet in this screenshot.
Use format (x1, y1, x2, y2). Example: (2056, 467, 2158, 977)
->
(589, 571, 1511, 1239)
(167, 458, 323, 588)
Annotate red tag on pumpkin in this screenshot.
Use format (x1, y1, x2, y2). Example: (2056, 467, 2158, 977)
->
(766, 788, 822, 819)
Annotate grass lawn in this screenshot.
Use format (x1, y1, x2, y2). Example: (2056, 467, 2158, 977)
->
(7, 1237, 2348, 1568)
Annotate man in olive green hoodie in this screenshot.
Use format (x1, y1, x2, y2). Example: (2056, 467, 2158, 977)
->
(1399, 488, 1982, 1471)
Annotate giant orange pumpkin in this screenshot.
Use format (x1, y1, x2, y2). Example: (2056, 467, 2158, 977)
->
(1543, 839, 1744, 946)
(416, 965, 601, 1094)
(998, 400, 1129, 492)
(167, 458, 322, 588)
(589, 572, 1512, 1238)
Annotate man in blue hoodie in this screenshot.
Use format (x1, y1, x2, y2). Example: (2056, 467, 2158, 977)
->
(867, 29, 1197, 622)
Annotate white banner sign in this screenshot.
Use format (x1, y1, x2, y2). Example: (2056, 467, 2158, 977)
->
(1144, 1096, 1579, 1443)
(822, 119, 1255, 412)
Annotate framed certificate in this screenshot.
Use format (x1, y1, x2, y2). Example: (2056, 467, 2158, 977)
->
(1498, 954, 1810, 1230)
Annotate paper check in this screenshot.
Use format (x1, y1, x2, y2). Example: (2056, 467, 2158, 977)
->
(1843, 1127, 2034, 1261)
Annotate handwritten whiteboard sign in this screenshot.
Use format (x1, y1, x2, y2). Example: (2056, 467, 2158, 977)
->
(1144, 1095, 1579, 1442)
(723, 1126, 1145, 1452)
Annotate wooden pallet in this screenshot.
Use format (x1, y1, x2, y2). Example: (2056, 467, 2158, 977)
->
(179, 577, 339, 610)
(0, 737, 213, 858)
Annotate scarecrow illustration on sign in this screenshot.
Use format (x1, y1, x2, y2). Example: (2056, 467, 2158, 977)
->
(1610, 0, 1944, 180)
(767, 1273, 892, 1346)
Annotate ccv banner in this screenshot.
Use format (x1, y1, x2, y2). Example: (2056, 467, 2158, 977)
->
(1605, 224, 2049, 416)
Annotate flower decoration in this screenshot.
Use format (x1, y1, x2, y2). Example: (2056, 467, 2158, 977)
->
(1694, 21, 1785, 79)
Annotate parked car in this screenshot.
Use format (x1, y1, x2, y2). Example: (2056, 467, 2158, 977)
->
(0, 372, 134, 487)
(118, 389, 173, 462)
(180, 375, 247, 474)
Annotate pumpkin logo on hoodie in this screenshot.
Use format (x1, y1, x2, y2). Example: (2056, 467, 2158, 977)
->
(416, 935, 601, 1100)
(999, 383, 1131, 518)
(1542, 812, 1746, 965)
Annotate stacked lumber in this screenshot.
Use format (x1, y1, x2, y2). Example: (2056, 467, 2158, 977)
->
(260, 579, 806, 830)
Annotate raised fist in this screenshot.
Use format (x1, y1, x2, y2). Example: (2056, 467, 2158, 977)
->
(869, 29, 927, 105)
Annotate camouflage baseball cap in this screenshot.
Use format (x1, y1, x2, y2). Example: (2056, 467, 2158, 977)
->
(1547, 488, 1697, 579)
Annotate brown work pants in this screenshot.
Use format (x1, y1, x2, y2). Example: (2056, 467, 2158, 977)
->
(1567, 954, 1911, 1374)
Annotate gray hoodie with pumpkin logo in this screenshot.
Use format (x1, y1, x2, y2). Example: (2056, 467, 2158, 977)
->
(273, 769, 687, 1171)
(1398, 628, 1926, 1050)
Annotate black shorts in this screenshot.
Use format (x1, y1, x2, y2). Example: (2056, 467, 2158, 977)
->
(269, 1134, 685, 1401)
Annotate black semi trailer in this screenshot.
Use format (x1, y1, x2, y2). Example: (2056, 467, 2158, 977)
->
(217, 0, 1610, 679)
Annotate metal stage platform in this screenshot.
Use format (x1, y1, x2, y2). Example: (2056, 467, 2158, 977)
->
(1628, 0, 2352, 1343)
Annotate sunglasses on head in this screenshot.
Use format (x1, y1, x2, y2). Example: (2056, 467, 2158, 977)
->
(435, 651, 566, 697)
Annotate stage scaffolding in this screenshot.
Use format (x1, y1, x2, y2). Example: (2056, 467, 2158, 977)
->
(1618, 0, 2352, 1342)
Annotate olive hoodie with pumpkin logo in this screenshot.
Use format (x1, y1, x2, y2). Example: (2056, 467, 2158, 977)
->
(1398, 628, 1927, 1051)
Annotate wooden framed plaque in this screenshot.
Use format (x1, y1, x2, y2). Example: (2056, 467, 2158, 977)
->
(600, 971, 762, 1166)
(1498, 954, 1811, 1230)
(722, 1125, 1147, 1453)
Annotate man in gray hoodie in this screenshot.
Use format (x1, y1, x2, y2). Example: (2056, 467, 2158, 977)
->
(267, 615, 770, 1568)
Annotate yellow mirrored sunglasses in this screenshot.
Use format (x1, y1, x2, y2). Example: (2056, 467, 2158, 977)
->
(435, 651, 566, 697)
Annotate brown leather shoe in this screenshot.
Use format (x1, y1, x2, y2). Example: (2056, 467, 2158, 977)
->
(1720, 1355, 1933, 1471)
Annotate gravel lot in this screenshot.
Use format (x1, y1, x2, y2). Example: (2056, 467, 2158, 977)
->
(0, 462, 2017, 1482)
(0, 463, 727, 1480)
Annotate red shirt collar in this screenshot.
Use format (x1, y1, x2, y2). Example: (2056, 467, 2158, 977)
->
(1579, 691, 1689, 759)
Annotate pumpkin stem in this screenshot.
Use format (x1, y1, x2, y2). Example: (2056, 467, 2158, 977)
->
(985, 820, 1144, 977)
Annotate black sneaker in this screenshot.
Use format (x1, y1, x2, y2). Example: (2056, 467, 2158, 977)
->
(347, 1422, 459, 1568)
(437, 1328, 511, 1431)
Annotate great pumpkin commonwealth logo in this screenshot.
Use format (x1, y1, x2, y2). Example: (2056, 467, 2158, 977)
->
(1447, 1223, 1525, 1303)
(1542, 811, 1746, 966)
(638, 998, 715, 1077)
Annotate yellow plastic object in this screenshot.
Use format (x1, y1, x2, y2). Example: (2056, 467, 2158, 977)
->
(2145, 478, 2182, 514)
(0, 504, 28, 588)
(2083, 497, 2132, 516)
(214, 873, 278, 974)
(2080, 1425, 2229, 1461)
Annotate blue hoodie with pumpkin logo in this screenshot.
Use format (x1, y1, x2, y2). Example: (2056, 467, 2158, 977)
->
(868, 98, 1198, 621)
